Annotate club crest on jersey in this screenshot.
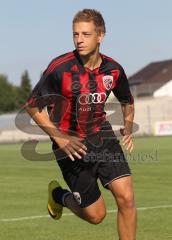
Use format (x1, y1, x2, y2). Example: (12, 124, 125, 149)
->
(103, 75, 113, 90)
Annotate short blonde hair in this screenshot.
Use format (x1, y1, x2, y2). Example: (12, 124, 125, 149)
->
(73, 9, 106, 34)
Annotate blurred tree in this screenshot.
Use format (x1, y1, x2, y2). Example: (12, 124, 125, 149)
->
(18, 70, 32, 107)
(0, 70, 32, 113)
(0, 74, 17, 113)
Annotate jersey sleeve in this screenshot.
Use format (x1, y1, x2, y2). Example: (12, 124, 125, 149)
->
(26, 69, 59, 110)
(112, 67, 134, 104)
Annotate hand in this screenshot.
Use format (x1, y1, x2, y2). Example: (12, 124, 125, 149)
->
(120, 128, 134, 153)
(54, 133, 87, 161)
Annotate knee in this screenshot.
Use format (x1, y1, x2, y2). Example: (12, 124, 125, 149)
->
(87, 210, 106, 225)
(117, 192, 135, 210)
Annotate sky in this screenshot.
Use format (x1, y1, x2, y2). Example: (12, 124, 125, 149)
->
(0, 0, 172, 87)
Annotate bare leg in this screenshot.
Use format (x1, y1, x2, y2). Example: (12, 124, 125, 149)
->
(108, 176, 137, 240)
(64, 194, 106, 224)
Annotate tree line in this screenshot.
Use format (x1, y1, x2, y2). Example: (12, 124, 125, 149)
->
(0, 70, 32, 113)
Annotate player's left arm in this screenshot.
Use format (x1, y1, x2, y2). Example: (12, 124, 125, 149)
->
(112, 66, 135, 152)
(120, 103, 134, 152)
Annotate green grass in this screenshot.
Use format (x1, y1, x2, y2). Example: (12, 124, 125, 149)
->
(0, 136, 172, 240)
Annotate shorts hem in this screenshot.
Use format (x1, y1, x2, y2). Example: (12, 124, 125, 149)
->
(79, 193, 102, 209)
(103, 173, 131, 188)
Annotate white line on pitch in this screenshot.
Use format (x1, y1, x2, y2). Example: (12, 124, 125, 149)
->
(1, 204, 172, 222)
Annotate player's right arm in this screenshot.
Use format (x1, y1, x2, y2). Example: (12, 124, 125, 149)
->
(25, 106, 87, 161)
(25, 67, 87, 161)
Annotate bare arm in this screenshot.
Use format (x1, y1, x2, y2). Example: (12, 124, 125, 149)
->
(120, 103, 135, 152)
(25, 105, 87, 161)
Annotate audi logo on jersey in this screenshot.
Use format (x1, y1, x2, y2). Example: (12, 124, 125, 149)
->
(78, 93, 107, 105)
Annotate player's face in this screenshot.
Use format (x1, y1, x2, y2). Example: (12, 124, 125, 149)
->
(73, 21, 104, 56)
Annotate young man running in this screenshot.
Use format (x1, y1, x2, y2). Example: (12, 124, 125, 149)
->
(26, 9, 137, 240)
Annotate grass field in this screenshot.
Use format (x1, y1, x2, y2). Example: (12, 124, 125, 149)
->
(0, 136, 172, 240)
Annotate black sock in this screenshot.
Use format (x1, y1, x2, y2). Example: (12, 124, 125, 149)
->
(52, 187, 71, 206)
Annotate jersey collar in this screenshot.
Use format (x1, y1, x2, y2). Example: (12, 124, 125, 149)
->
(73, 50, 106, 74)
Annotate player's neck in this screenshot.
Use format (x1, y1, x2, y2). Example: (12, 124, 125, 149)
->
(80, 48, 102, 71)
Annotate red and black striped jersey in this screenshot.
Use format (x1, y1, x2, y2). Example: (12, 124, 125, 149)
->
(27, 50, 134, 137)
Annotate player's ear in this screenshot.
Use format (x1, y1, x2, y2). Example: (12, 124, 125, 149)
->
(97, 32, 105, 43)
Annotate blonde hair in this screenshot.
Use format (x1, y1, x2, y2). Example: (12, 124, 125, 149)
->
(73, 9, 106, 34)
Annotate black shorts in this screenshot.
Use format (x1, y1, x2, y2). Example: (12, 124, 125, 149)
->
(52, 121, 131, 208)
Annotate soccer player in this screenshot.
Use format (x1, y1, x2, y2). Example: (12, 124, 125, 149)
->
(26, 9, 137, 240)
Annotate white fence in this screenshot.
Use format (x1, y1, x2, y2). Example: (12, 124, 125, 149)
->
(0, 96, 172, 143)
